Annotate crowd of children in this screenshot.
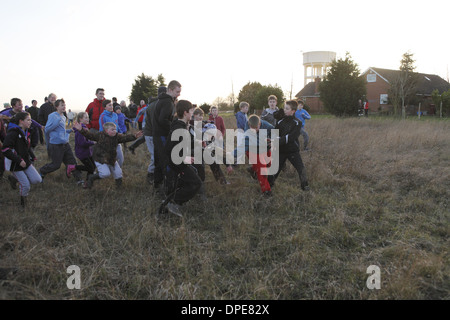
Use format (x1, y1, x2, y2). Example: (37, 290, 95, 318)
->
(1, 84, 310, 213)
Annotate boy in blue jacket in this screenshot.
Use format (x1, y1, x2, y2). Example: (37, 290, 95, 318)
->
(294, 100, 311, 151)
(99, 99, 125, 167)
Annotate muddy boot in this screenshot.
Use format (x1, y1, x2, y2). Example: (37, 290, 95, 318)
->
(84, 173, 100, 189)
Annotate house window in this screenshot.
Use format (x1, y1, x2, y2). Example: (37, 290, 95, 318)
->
(367, 74, 376, 82)
(380, 94, 388, 104)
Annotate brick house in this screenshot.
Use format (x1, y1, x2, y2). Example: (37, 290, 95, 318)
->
(296, 68, 450, 115)
(361, 67, 450, 115)
(295, 77, 324, 113)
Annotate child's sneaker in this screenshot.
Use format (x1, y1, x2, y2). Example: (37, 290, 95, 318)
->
(166, 201, 183, 217)
(66, 165, 76, 178)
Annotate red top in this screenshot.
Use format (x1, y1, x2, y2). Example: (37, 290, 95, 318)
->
(85, 98, 105, 130)
(208, 114, 226, 137)
(137, 105, 146, 122)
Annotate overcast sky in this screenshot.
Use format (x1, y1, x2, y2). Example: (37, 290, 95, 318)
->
(1, 0, 449, 112)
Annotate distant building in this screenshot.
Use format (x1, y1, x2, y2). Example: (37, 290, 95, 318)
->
(295, 66, 450, 115)
(361, 67, 450, 115)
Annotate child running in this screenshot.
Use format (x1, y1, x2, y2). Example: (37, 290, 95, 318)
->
(73, 121, 143, 189)
(2, 112, 42, 206)
(73, 112, 96, 180)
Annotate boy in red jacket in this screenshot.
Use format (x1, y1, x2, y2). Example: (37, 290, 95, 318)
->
(85, 88, 105, 131)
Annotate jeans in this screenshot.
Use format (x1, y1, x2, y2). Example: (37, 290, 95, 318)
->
(145, 135, 155, 173)
(12, 165, 42, 196)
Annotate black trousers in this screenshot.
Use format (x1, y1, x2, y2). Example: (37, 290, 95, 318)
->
(153, 136, 168, 187)
(274, 152, 308, 188)
(172, 165, 202, 205)
(40, 143, 81, 180)
(76, 157, 96, 175)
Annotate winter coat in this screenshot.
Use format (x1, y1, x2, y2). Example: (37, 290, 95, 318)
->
(99, 109, 122, 133)
(294, 109, 311, 127)
(116, 113, 130, 134)
(208, 114, 226, 137)
(79, 129, 137, 166)
(74, 123, 94, 160)
(144, 97, 158, 136)
(235, 111, 248, 130)
(2, 123, 36, 172)
(85, 98, 105, 130)
(152, 93, 176, 137)
(38, 102, 56, 126)
(275, 115, 302, 154)
(45, 112, 72, 144)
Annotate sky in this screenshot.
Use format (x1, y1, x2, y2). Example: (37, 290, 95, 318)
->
(1, 0, 449, 113)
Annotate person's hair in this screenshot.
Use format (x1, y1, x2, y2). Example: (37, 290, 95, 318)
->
(112, 97, 117, 102)
(285, 100, 298, 111)
(10, 112, 30, 125)
(10, 98, 21, 107)
(55, 99, 65, 108)
(176, 100, 194, 118)
(268, 95, 277, 102)
(210, 105, 218, 111)
(102, 99, 112, 108)
(48, 93, 56, 100)
(297, 99, 304, 106)
(248, 115, 261, 129)
(103, 122, 117, 130)
(168, 80, 182, 90)
(76, 112, 88, 122)
(96, 88, 105, 95)
(239, 101, 249, 109)
(31, 100, 37, 104)
(193, 107, 204, 116)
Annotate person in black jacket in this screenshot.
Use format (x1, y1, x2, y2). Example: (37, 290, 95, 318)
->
(272, 100, 309, 191)
(2, 112, 42, 206)
(163, 99, 201, 216)
(152, 80, 181, 189)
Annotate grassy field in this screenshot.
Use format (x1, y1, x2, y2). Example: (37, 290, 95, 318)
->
(0, 116, 448, 300)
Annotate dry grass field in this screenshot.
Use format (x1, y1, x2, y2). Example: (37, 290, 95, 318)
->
(0, 115, 449, 300)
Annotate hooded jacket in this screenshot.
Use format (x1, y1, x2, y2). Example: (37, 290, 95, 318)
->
(152, 93, 176, 137)
(99, 109, 122, 133)
(73, 123, 94, 160)
(275, 115, 302, 154)
(2, 123, 36, 171)
(45, 112, 72, 144)
(85, 98, 105, 130)
(165, 119, 190, 173)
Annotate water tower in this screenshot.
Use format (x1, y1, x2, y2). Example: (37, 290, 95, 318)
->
(303, 51, 336, 85)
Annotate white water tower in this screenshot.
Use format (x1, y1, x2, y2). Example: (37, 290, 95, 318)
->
(303, 51, 336, 85)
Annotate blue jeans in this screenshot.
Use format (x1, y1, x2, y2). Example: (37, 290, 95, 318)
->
(145, 135, 155, 173)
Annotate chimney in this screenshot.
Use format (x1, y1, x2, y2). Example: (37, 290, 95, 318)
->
(314, 76, 321, 94)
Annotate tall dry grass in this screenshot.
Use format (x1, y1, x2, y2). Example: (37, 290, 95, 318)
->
(0, 116, 448, 299)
